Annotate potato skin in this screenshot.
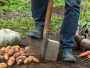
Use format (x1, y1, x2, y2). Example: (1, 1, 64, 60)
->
(20, 48, 24, 51)
(19, 51, 25, 55)
(24, 46, 29, 52)
(5, 46, 11, 52)
(16, 56, 26, 62)
(13, 52, 21, 58)
(0, 63, 7, 68)
(8, 49, 15, 56)
(0, 47, 5, 53)
(16, 56, 26, 65)
(0, 55, 4, 60)
(7, 56, 15, 66)
(24, 56, 33, 64)
(32, 56, 39, 63)
(17, 59, 23, 65)
(11, 45, 20, 49)
(4, 53, 9, 60)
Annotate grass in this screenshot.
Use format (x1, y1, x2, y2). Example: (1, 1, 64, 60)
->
(0, 15, 63, 35)
(0, 0, 31, 12)
(0, 0, 90, 35)
(53, 0, 65, 7)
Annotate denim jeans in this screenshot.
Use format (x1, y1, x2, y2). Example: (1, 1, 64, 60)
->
(31, 0, 81, 52)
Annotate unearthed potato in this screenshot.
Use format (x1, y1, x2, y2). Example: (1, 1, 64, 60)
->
(16, 56, 26, 65)
(0, 63, 7, 68)
(24, 56, 33, 64)
(32, 56, 39, 63)
(11, 45, 20, 49)
(0, 47, 5, 53)
(19, 51, 25, 55)
(0, 49, 3, 54)
(17, 59, 23, 65)
(4, 53, 9, 60)
(16, 56, 26, 62)
(5, 46, 11, 52)
(8, 49, 15, 56)
(0, 55, 4, 60)
(13, 52, 21, 58)
(20, 48, 24, 51)
(7, 56, 15, 66)
(25, 46, 29, 51)
(24, 49, 28, 52)
(15, 48, 19, 52)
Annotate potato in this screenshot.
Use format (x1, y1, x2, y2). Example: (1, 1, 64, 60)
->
(5, 46, 11, 52)
(15, 50, 18, 53)
(4, 53, 9, 60)
(13, 52, 21, 58)
(25, 46, 29, 51)
(24, 56, 33, 64)
(16, 56, 26, 65)
(0, 47, 5, 53)
(7, 56, 15, 66)
(32, 56, 39, 63)
(24, 49, 28, 52)
(17, 59, 23, 65)
(0, 49, 3, 54)
(24, 46, 30, 52)
(19, 51, 25, 55)
(8, 49, 15, 56)
(0, 63, 7, 68)
(0, 55, 4, 60)
(11, 45, 20, 49)
(20, 48, 24, 51)
(16, 56, 26, 62)
(15, 48, 19, 52)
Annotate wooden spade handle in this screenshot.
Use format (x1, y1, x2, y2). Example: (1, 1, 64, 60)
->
(41, 0, 53, 60)
(44, 0, 53, 31)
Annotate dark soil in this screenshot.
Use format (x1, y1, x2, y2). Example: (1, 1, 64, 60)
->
(0, 5, 90, 68)
(0, 32, 89, 68)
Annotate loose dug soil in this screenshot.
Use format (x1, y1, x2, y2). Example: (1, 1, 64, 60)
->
(0, 5, 90, 68)
(0, 31, 90, 68)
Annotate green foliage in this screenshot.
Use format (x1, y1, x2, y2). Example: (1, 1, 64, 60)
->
(0, 17, 35, 35)
(0, 15, 63, 35)
(78, 3, 90, 36)
(53, 0, 65, 7)
(81, 0, 90, 7)
(0, 0, 90, 36)
(50, 15, 63, 31)
(0, 0, 31, 12)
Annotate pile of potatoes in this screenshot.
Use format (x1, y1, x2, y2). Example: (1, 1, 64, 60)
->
(0, 45, 39, 68)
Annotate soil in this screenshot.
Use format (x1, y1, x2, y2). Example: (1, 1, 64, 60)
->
(0, 3, 90, 68)
(0, 32, 89, 68)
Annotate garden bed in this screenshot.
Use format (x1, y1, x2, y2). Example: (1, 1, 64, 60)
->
(0, 31, 89, 68)
(1, 1, 90, 67)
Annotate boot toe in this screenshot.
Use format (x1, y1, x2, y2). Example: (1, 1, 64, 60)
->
(27, 29, 43, 38)
(60, 51, 76, 62)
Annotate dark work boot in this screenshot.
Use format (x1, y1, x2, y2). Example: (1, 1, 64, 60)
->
(27, 29, 43, 39)
(60, 51, 76, 62)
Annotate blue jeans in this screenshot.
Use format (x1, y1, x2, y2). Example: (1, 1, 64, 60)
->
(31, 0, 81, 52)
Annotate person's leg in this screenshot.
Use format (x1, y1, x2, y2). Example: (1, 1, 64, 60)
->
(27, 0, 48, 38)
(59, 0, 81, 61)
